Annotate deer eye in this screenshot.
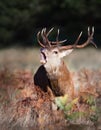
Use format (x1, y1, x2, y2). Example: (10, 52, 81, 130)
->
(53, 51, 58, 54)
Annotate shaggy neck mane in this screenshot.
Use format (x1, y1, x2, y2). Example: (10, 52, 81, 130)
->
(45, 61, 68, 78)
(44, 60, 74, 97)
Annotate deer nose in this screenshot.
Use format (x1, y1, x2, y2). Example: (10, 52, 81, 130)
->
(40, 48, 44, 52)
(40, 48, 42, 51)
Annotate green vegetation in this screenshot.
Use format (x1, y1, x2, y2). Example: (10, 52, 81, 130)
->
(0, 0, 101, 48)
(55, 94, 98, 123)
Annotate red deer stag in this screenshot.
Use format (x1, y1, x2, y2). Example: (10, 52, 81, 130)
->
(34, 27, 96, 99)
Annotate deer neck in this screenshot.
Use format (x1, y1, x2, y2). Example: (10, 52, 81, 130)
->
(44, 60, 74, 97)
(44, 59, 63, 79)
(44, 60, 71, 80)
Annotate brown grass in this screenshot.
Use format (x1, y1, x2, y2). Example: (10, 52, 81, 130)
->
(0, 68, 101, 130)
(0, 69, 67, 130)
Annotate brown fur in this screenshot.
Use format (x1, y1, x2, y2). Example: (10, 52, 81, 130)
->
(46, 61, 74, 98)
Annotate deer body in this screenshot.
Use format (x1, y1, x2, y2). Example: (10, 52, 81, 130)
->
(36, 27, 96, 98)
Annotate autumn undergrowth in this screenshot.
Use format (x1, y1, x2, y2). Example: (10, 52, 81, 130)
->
(0, 68, 101, 130)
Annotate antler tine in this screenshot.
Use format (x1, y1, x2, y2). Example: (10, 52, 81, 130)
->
(90, 27, 97, 48)
(46, 28, 54, 37)
(56, 29, 60, 42)
(42, 28, 52, 47)
(88, 26, 94, 36)
(51, 39, 67, 45)
(41, 28, 46, 42)
(37, 31, 45, 48)
(73, 31, 83, 47)
(92, 26, 94, 34)
(88, 26, 90, 36)
(42, 28, 46, 37)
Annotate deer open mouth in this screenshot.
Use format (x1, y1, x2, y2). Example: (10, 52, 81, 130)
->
(40, 52, 47, 64)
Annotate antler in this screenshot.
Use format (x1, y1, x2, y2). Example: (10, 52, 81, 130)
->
(37, 28, 67, 48)
(60, 27, 97, 50)
(74, 27, 97, 48)
(37, 28, 51, 48)
(37, 27, 97, 49)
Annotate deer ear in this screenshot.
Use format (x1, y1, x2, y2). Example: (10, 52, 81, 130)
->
(60, 49, 73, 58)
(66, 49, 73, 55)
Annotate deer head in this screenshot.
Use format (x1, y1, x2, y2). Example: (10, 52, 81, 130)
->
(37, 27, 97, 67)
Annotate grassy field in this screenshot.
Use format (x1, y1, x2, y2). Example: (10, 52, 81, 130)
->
(0, 47, 101, 72)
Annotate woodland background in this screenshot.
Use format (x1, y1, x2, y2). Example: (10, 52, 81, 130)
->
(0, 0, 101, 48)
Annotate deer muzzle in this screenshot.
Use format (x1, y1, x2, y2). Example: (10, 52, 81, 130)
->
(40, 48, 47, 64)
